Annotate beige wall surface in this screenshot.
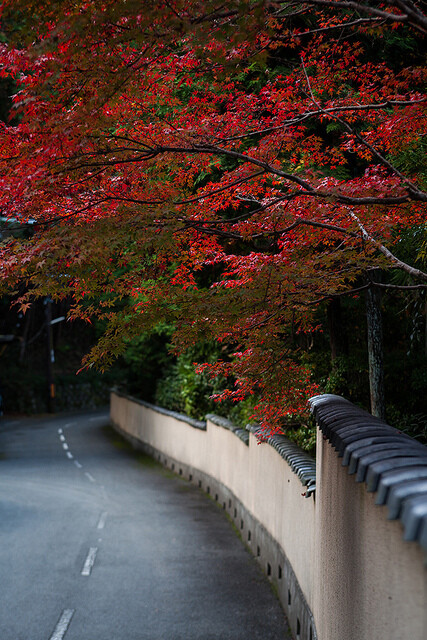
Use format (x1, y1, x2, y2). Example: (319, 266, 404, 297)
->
(110, 392, 427, 640)
(314, 428, 427, 640)
(246, 432, 316, 604)
(111, 392, 316, 609)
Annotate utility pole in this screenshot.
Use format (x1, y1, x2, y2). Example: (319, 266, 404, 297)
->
(44, 297, 55, 413)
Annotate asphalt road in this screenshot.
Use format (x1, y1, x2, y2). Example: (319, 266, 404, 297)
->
(0, 410, 291, 640)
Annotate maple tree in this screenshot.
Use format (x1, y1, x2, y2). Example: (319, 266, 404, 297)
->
(0, 1, 426, 432)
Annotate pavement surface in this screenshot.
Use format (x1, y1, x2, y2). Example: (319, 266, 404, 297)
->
(0, 410, 292, 639)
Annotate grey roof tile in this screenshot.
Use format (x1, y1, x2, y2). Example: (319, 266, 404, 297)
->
(309, 394, 427, 552)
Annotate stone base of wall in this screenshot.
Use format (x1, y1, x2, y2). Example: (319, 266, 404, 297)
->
(113, 420, 317, 640)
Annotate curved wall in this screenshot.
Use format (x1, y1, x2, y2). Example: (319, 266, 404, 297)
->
(110, 390, 317, 640)
(111, 390, 427, 640)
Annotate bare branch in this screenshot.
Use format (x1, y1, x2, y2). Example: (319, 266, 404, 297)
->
(216, 100, 426, 143)
(374, 282, 427, 290)
(175, 171, 265, 205)
(281, 0, 427, 34)
(271, 16, 384, 38)
(349, 211, 427, 281)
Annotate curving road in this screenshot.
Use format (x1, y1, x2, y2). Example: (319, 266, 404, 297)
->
(0, 410, 291, 639)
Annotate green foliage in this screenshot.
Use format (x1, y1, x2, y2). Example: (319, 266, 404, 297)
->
(278, 414, 317, 458)
(154, 341, 229, 420)
(393, 225, 427, 268)
(389, 139, 427, 189)
(1, 359, 47, 413)
(228, 395, 259, 429)
(386, 406, 427, 445)
(362, 26, 424, 70)
(121, 326, 174, 401)
(236, 61, 270, 93)
(323, 356, 351, 395)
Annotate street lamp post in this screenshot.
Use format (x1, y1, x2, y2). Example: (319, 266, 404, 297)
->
(44, 298, 65, 413)
(44, 298, 55, 413)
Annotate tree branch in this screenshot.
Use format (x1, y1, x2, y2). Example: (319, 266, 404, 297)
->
(349, 211, 427, 281)
(216, 100, 426, 143)
(281, 0, 427, 34)
(300, 58, 427, 201)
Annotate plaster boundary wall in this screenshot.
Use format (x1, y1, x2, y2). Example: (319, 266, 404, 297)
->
(110, 390, 427, 640)
(110, 389, 317, 640)
(310, 394, 427, 640)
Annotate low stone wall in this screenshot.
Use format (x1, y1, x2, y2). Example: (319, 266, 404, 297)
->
(110, 390, 427, 640)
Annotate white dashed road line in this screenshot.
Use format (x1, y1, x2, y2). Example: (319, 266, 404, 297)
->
(81, 547, 98, 576)
(49, 421, 104, 637)
(97, 511, 108, 530)
(49, 609, 75, 640)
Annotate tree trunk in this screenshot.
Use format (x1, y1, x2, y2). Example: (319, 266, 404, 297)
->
(366, 271, 385, 420)
(425, 297, 427, 358)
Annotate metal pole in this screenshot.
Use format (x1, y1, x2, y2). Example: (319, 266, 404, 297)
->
(44, 297, 55, 413)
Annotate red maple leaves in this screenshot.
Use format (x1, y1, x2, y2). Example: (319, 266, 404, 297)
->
(0, 1, 426, 430)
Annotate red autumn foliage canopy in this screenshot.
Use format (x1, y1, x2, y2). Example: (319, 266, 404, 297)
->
(0, 1, 426, 430)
